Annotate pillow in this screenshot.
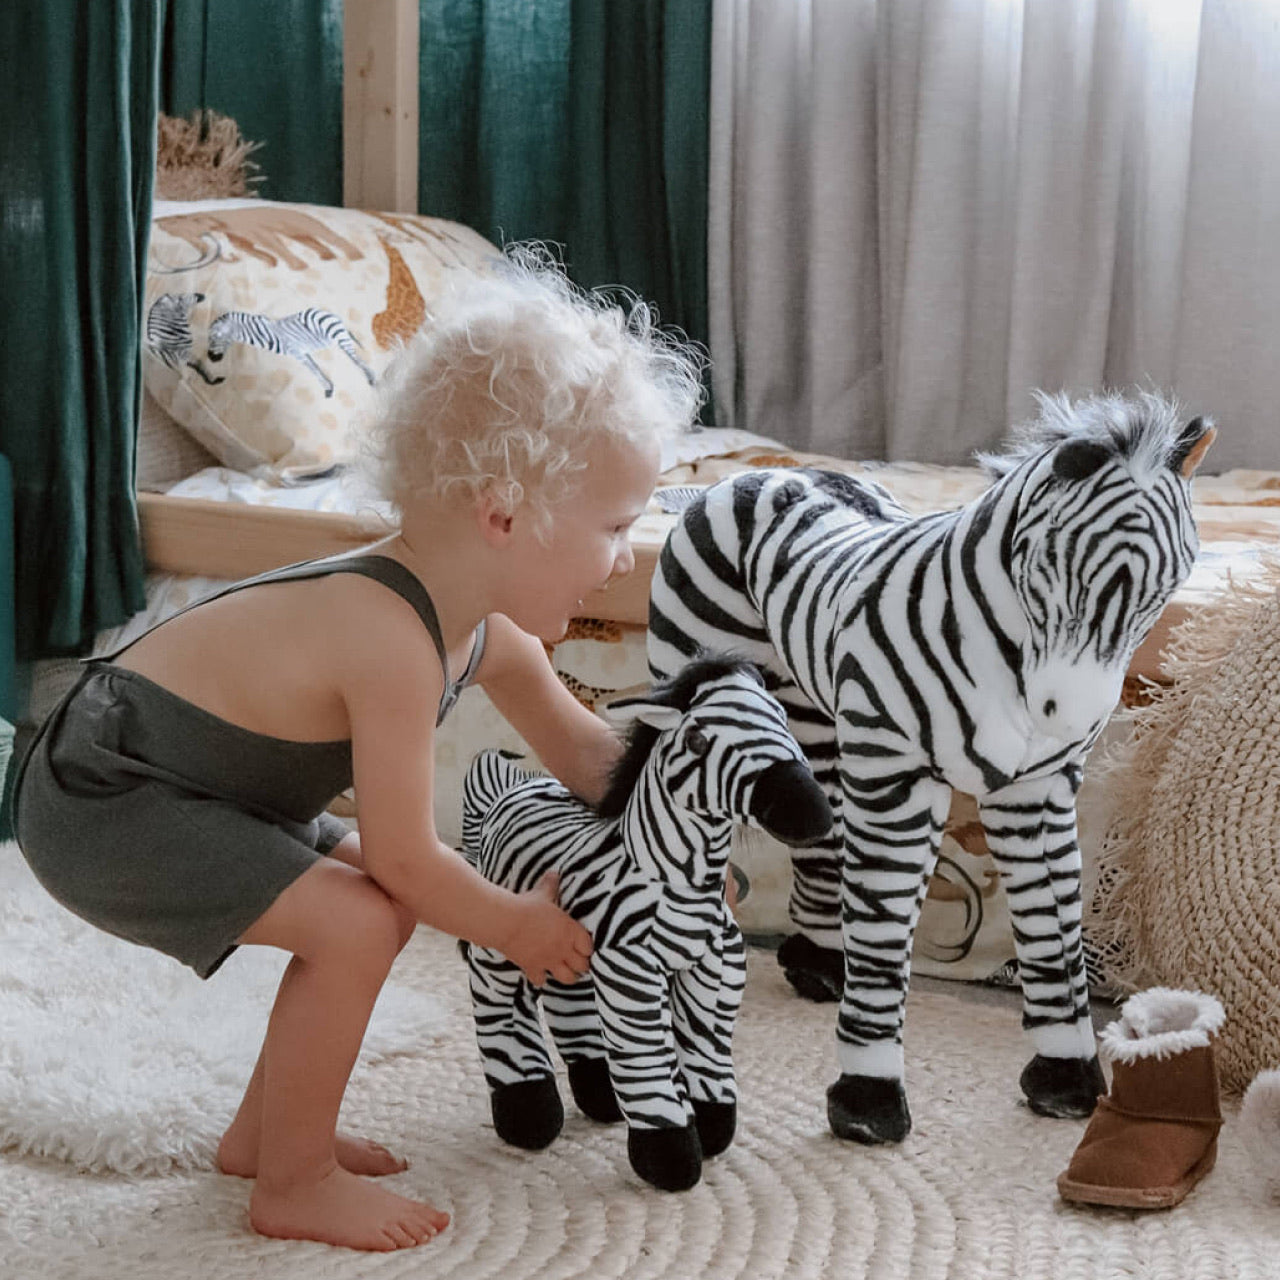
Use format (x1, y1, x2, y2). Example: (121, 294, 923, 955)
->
(135, 388, 219, 492)
(142, 200, 500, 483)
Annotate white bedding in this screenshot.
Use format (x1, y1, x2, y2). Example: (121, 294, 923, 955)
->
(158, 422, 785, 506)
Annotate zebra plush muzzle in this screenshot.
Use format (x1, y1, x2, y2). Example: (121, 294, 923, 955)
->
(747, 760, 834, 847)
(1024, 652, 1124, 744)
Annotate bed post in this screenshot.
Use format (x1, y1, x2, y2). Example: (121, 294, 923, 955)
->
(342, 0, 419, 212)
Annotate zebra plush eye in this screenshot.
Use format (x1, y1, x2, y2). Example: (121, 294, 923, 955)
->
(684, 726, 712, 757)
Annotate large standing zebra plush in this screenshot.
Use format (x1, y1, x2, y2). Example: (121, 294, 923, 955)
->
(648, 392, 1216, 1146)
(461, 656, 833, 1191)
(206, 307, 376, 396)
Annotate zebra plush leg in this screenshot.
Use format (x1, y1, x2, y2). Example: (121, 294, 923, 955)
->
(670, 921, 747, 1159)
(593, 946, 701, 1192)
(827, 770, 951, 1145)
(775, 708, 846, 1002)
(979, 771, 1104, 1118)
(541, 977, 622, 1124)
(467, 946, 564, 1150)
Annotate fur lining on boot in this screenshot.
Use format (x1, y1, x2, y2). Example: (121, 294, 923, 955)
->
(1100, 988, 1225, 1063)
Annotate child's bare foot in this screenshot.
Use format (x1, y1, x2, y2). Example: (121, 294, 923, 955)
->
(249, 1164, 450, 1251)
(218, 1127, 407, 1178)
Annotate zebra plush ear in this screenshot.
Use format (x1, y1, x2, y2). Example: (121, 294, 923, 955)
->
(1170, 417, 1217, 479)
(601, 695, 683, 733)
(1052, 439, 1113, 482)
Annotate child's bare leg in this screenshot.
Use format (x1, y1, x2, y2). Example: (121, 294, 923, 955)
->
(218, 1032, 407, 1177)
(218, 833, 416, 1179)
(230, 857, 447, 1251)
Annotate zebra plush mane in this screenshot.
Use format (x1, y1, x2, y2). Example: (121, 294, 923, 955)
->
(976, 390, 1211, 484)
(595, 655, 765, 820)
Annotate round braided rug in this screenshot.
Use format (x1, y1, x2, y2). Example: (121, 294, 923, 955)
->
(1087, 563, 1280, 1094)
(5, 927, 1280, 1280)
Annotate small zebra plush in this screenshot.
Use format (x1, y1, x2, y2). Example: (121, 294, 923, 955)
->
(648, 391, 1216, 1146)
(206, 307, 376, 396)
(461, 656, 833, 1192)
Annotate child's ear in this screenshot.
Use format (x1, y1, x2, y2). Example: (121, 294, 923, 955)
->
(477, 490, 515, 546)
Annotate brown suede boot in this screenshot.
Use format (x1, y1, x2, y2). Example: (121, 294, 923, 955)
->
(1057, 988, 1224, 1209)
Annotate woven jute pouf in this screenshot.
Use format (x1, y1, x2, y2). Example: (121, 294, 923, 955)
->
(1086, 560, 1280, 1094)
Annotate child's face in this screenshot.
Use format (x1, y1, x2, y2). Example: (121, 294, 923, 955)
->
(504, 433, 661, 640)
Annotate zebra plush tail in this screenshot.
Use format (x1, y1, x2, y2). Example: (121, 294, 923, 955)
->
(460, 748, 530, 866)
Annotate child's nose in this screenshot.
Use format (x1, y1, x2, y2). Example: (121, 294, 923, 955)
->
(614, 541, 635, 577)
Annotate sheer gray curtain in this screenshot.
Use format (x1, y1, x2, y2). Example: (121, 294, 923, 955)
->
(709, 0, 1280, 471)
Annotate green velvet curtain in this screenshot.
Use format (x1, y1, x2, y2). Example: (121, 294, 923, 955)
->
(418, 0, 712, 393)
(160, 0, 344, 205)
(0, 1, 158, 661)
(0, 455, 14, 722)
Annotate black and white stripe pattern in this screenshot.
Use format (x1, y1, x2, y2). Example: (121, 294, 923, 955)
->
(206, 307, 376, 396)
(648, 393, 1209, 1122)
(461, 657, 832, 1188)
(145, 293, 224, 386)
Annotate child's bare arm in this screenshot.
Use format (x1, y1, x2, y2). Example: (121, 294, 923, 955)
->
(341, 617, 591, 983)
(477, 614, 623, 805)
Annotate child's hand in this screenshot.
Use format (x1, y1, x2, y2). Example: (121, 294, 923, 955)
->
(502, 871, 593, 986)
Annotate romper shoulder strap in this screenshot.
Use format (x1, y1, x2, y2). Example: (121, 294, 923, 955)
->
(93, 552, 474, 725)
(317, 555, 450, 672)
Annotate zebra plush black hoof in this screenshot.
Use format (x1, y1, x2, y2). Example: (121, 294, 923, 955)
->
(567, 1057, 623, 1123)
(777, 934, 843, 1003)
(692, 1099, 736, 1158)
(491, 1077, 564, 1150)
(1020, 1053, 1106, 1119)
(628, 1124, 703, 1192)
(826, 1074, 912, 1144)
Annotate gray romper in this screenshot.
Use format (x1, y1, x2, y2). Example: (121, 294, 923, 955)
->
(12, 553, 486, 979)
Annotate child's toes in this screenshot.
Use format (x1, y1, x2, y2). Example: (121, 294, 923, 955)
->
(395, 1222, 427, 1249)
(415, 1204, 449, 1236)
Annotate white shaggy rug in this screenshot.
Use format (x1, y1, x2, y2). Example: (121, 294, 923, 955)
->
(0, 841, 445, 1175)
(4, 844, 1280, 1279)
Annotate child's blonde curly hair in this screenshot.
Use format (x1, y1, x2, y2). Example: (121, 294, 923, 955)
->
(362, 244, 705, 539)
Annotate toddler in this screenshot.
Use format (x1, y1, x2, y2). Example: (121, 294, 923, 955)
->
(11, 246, 704, 1251)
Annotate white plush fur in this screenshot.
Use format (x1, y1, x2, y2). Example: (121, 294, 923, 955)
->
(1241, 1069, 1280, 1195)
(0, 841, 444, 1175)
(976, 389, 1203, 487)
(1099, 987, 1225, 1063)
